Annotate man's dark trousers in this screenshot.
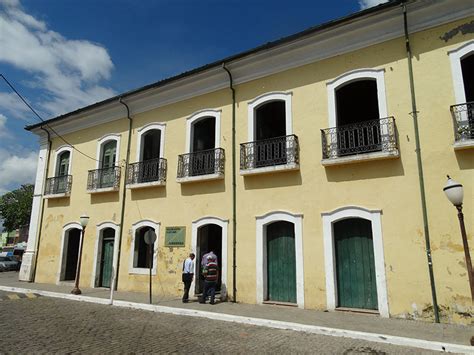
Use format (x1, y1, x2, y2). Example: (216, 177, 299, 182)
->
(182, 273, 193, 302)
(201, 280, 217, 304)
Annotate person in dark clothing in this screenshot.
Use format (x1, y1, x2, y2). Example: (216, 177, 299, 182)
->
(199, 255, 219, 305)
(182, 253, 195, 303)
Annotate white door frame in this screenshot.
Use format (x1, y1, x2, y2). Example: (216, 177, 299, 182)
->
(191, 216, 228, 296)
(256, 211, 304, 308)
(322, 206, 389, 317)
(57, 222, 83, 285)
(91, 221, 121, 288)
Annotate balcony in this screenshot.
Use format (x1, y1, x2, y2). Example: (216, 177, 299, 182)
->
(321, 117, 399, 166)
(450, 102, 474, 150)
(87, 167, 121, 193)
(240, 134, 299, 175)
(177, 148, 225, 183)
(126, 158, 167, 188)
(44, 175, 72, 198)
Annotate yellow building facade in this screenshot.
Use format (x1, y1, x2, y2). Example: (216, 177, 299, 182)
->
(20, 0, 473, 324)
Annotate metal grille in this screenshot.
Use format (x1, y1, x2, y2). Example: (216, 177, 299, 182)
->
(44, 175, 72, 195)
(450, 102, 474, 142)
(127, 158, 167, 185)
(240, 134, 299, 170)
(321, 117, 398, 159)
(177, 148, 225, 178)
(87, 166, 121, 191)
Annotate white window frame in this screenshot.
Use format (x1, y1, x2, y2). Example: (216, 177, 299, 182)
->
(191, 216, 229, 297)
(185, 109, 221, 153)
(53, 145, 73, 177)
(91, 221, 121, 288)
(326, 68, 388, 128)
(321, 206, 389, 318)
(136, 123, 166, 162)
(448, 40, 474, 105)
(56, 222, 82, 285)
(255, 211, 304, 308)
(96, 134, 121, 169)
(247, 92, 293, 141)
(129, 220, 160, 275)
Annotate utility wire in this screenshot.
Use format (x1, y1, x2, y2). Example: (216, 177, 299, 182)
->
(0, 74, 99, 162)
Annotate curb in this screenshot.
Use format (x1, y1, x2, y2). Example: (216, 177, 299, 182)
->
(0, 285, 472, 354)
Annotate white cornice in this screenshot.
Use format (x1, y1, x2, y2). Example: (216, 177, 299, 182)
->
(31, 0, 474, 137)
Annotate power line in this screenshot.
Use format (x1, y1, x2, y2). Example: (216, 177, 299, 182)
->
(0, 74, 99, 162)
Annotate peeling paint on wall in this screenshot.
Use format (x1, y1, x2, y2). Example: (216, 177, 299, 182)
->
(440, 20, 474, 42)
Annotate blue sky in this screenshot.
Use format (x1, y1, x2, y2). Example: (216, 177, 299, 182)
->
(0, 0, 387, 197)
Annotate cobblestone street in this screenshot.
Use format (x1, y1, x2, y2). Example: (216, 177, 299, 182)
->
(0, 291, 439, 354)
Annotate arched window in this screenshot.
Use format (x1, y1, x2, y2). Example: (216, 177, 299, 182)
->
(128, 123, 166, 186)
(130, 220, 160, 275)
(449, 41, 474, 143)
(101, 140, 117, 169)
(45, 146, 73, 196)
(90, 134, 121, 190)
(178, 110, 223, 180)
(56, 150, 71, 176)
(242, 92, 298, 172)
(324, 69, 398, 160)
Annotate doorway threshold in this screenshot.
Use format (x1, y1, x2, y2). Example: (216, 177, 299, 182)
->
(335, 307, 379, 315)
(262, 301, 297, 307)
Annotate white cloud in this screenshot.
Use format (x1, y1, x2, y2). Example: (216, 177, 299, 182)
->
(0, 92, 33, 120)
(0, 148, 37, 194)
(358, 0, 389, 10)
(0, 113, 7, 137)
(0, 0, 115, 116)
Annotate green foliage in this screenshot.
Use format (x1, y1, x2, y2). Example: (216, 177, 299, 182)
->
(0, 184, 34, 231)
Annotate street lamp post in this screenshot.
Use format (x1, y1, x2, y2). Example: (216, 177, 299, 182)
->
(443, 176, 474, 301)
(71, 214, 90, 295)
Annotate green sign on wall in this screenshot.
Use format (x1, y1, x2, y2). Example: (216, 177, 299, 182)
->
(165, 227, 186, 247)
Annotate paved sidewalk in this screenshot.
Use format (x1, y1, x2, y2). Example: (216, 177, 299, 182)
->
(1, 272, 472, 353)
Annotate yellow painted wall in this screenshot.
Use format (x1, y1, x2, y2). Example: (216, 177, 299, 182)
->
(34, 16, 473, 324)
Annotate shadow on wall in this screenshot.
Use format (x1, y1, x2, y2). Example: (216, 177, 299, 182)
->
(90, 192, 120, 204)
(46, 198, 71, 208)
(243, 170, 302, 190)
(130, 187, 167, 201)
(455, 150, 474, 170)
(180, 179, 226, 196)
(324, 158, 405, 182)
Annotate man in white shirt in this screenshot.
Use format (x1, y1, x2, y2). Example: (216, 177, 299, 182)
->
(182, 253, 195, 303)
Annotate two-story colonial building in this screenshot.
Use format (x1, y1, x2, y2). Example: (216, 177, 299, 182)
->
(20, 0, 473, 324)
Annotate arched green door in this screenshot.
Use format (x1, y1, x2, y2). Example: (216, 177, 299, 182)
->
(266, 221, 296, 303)
(334, 218, 378, 310)
(99, 228, 115, 288)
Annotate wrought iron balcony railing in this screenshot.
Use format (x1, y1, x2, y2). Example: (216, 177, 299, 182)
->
(87, 166, 121, 191)
(127, 158, 167, 185)
(44, 175, 72, 196)
(177, 148, 225, 179)
(240, 134, 299, 170)
(321, 117, 398, 160)
(450, 102, 474, 142)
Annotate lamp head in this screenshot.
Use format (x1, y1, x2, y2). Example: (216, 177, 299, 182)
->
(443, 175, 464, 207)
(80, 214, 90, 228)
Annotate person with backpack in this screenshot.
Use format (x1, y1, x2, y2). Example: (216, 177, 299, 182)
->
(199, 254, 219, 305)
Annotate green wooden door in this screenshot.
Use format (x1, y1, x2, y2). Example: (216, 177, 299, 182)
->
(335, 218, 378, 310)
(100, 234, 114, 288)
(267, 221, 296, 303)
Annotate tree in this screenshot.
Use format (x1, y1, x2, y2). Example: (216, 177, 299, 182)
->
(0, 184, 34, 231)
